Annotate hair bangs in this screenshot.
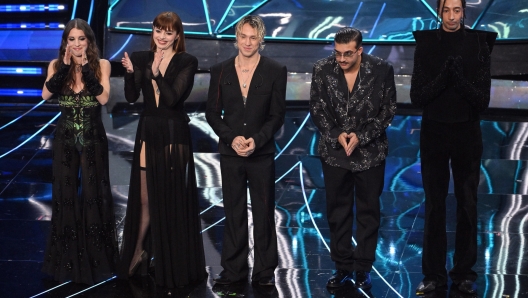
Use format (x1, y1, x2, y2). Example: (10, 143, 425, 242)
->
(153, 15, 175, 32)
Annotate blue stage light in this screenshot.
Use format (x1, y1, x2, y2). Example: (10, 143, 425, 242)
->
(0, 23, 63, 29)
(0, 67, 42, 75)
(0, 4, 66, 12)
(0, 89, 42, 96)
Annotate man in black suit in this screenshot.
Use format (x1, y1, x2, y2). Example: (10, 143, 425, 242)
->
(411, 0, 496, 295)
(206, 15, 287, 286)
(310, 27, 396, 290)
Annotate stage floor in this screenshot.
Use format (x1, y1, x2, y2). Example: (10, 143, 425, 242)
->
(1, 104, 528, 298)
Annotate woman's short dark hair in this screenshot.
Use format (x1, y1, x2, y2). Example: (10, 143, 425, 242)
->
(334, 27, 362, 48)
(150, 11, 186, 53)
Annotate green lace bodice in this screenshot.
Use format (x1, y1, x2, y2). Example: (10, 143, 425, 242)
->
(59, 89, 99, 108)
(56, 89, 104, 148)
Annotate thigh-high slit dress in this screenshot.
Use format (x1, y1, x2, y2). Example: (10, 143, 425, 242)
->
(118, 51, 207, 288)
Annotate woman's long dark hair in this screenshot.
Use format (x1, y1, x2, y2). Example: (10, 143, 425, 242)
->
(54, 18, 101, 91)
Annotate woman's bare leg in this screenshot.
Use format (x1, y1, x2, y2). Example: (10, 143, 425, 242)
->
(129, 142, 150, 273)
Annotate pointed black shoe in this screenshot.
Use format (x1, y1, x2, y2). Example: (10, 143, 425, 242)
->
(213, 276, 232, 285)
(354, 271, 372, 290)
(326, 270, 352, 288)
(214, 276, 244, 285)
(416, 280, 446, 295)
(455, 280, 476, 294)
(258, 276, 275, 286)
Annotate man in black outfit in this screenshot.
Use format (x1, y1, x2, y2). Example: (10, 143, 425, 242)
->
(206, 15, 287, 286)
(310, 27, 396, 290)
(411, 0, 497, 295)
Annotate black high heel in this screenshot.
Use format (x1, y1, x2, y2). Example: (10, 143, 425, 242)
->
(129, 250, 148, 277)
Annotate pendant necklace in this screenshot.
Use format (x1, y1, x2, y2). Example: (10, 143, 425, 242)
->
(237, 55, 260, 88)
(154, 51, 175, 96)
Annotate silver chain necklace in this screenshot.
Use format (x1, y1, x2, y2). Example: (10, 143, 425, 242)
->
(237, 55, 260, 88)
(344, 69, 363, 131)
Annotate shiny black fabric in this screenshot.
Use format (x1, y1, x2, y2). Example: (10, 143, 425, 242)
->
(410, 28, 497, 284)
(410, 28, 497, 123)
(81, 64, 104, 96)
(118, 51, 206, 288)
(309, 53, 397, 172)
(42, 90, 117, 285)
(45, 63, 70, 94)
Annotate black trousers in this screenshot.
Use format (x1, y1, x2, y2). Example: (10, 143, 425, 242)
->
(420, 119, 481, 283)
(321, 159, 385, 272)
(219, 154, 277, 282)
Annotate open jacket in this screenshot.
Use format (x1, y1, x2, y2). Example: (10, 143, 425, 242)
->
(310, 53, 397, 172)
(206, 55, 287, 156)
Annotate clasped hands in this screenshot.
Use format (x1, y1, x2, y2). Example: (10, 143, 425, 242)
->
(339, 132, 358, 157)
(444, 55, 464, 83)
(231, 136, 255, 157)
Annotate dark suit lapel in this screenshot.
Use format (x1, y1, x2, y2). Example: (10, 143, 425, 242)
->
(222, 59, 237, 87)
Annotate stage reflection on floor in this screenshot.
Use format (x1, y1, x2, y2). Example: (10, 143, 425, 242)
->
(1, 105, 528, 298)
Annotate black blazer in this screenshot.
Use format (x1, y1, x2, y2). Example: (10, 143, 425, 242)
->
(410, 29, 497, 122)
(206, 55, 287, 156)
(309, 53, 396, 172)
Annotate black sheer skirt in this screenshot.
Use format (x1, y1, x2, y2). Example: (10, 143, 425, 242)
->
(118, 114, 207, 288)
(42, 105, 118, 285)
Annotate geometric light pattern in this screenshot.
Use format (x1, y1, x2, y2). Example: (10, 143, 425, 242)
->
(107, 0, 528, 41)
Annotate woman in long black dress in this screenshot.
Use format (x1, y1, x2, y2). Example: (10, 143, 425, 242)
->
(41, 18, 117, 285)
(118, 11, 206, 288)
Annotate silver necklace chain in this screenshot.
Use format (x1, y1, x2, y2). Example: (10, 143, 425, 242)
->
(237, 55, 260, 88)
(346, 69, 362, 111)
(345, 69, 362, 130)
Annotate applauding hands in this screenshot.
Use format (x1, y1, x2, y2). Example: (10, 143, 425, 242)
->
(121, 52, 134, 73)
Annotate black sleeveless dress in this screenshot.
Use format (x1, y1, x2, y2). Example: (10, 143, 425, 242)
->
(42, 89, 118, 285)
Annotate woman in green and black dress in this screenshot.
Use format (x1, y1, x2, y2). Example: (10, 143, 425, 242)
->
(41, 18, 117, 285)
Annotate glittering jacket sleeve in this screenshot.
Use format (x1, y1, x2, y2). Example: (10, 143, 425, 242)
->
(409, 41, 450, 108)
(355, 64, 397, 146)
(452, 33, 493, 113)
(410, 30, 496, 113)
(309, 63, 342, 149)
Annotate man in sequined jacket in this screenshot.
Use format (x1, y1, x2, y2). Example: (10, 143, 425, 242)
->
(309, 27, 396, 290)
(411, 0, 497, 295)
